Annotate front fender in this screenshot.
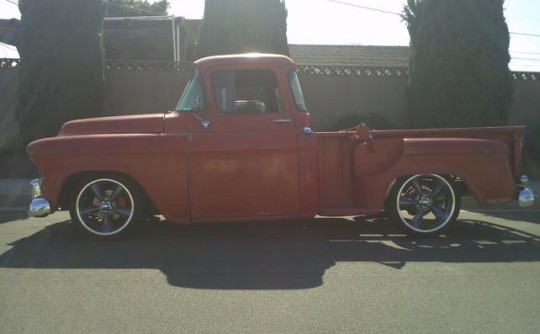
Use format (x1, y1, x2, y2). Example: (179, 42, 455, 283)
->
(27, 133, 191, 222)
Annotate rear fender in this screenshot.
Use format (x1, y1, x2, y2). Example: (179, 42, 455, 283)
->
(353, 138, 516, 212)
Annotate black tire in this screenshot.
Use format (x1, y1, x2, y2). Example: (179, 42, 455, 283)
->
(69, 176, 145, 239)
(386, 174, 461, 237)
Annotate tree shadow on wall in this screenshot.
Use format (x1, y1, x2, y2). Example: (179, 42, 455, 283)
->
(1, 216, 539, 290)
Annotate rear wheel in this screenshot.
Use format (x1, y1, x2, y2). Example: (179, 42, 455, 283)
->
(70, 177, 144, 239)
(386, 174, 460, 236)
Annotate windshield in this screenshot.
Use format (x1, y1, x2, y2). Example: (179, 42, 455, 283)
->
(176, 69, 206, 112)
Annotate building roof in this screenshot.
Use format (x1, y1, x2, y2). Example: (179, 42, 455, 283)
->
(289, 44, 409, 67)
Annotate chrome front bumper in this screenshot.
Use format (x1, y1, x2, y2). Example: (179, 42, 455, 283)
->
(518, 175, 536, 208)
(28, 178, 51, 217)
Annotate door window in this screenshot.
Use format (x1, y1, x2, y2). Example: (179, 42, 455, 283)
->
(212, 70, 282, 114)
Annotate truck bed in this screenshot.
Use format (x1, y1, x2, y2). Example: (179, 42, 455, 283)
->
(315, 126, 524, 215)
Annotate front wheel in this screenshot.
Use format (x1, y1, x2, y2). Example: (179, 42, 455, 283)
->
(386, 174, 461, 236)
(70, 177, 144, 239)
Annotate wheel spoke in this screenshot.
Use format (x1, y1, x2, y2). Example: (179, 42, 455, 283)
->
(430, 180, 444, 198)
(399, 197, 417, 208)
(430, 205, 446, 222)
(90, 183, 104, 201)
(102, 214, 112, 233)
(80, 207, 99, 217)
(411, 178, 423, 194)
(410, 209, 426, 228)
(111, 185, 124, 200)
(114, 208, 132, 218)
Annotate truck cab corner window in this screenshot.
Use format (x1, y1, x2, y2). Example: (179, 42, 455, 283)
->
(176, 69, 207, 112)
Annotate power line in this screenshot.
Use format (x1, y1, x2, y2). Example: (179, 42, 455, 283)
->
(511, 32, 540, 38)
(3, 0, 18, 6)
(327, 0, 401, 16)
(327, 0, 540, 39)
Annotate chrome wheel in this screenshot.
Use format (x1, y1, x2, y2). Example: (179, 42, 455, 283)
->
(73, 178, 137, 237)
(388, 174, 460, 236)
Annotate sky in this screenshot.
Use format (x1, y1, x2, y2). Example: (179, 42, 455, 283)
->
(1, 0, 539, 71)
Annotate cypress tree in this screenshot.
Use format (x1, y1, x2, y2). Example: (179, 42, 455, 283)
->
(403, 0, 513, 128)
(17, 0, 105, 144)
(195, 0, 289, 59)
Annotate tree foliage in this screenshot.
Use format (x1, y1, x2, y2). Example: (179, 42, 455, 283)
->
(17, 0, 105, 144)
(196, 0, 289, 59)
(403, 0, 513, 128)
(105, 0, 169, 17)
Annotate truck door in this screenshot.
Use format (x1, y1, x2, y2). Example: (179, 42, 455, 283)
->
(189, 68, 300, 220)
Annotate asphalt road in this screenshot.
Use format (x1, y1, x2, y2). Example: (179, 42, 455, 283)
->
(1, 209, 539, 334)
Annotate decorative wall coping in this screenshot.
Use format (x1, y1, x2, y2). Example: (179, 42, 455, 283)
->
(105, 60, 193, 71)
(297, 65, 409, 77)
(1, 58, 538, 80)
(0, 58, 20, 69)
(512, 72, 539, 81)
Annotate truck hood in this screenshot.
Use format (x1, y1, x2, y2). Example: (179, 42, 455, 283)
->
(58, 113, 165, 136)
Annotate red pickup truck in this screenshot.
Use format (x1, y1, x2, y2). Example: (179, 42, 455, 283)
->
(27, 54, 535, 238)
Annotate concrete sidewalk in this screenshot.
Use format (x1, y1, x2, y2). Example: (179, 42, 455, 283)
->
(0, 178, 538, 212)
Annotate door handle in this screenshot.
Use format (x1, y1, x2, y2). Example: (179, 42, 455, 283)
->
(272, 119, 292, 123)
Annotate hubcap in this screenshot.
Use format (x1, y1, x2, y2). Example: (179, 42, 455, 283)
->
(99, 200, 114, 213)
(418, 196, 432, 209)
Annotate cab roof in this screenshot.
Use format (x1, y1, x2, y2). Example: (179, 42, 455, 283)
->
(194, 53, 296, 69)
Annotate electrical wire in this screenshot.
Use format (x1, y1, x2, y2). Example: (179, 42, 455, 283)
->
(327, 0, 540, 39)
(327, 0, 401, 16)
(511, 32, 540, 38)
(2, 0, 18, 6)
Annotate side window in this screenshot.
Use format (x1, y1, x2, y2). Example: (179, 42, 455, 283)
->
(212, 69, 282, 114)
(288, 70, 308, 112)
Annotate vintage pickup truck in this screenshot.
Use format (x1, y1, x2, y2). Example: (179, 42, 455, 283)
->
(27, 53, 535, 238)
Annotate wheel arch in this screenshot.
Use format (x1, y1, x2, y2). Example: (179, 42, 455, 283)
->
(58, 171, 154, 212)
